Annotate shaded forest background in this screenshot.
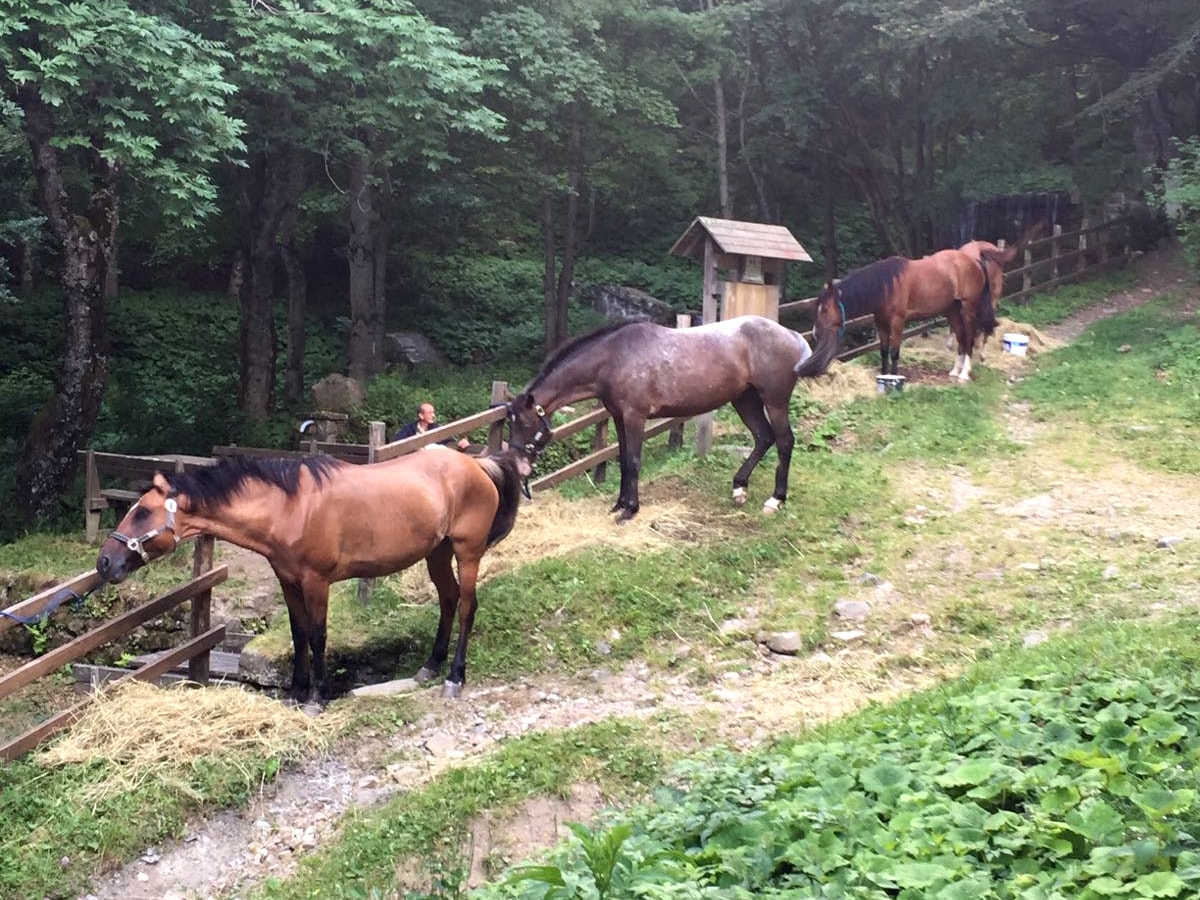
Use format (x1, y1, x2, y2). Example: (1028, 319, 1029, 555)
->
(1, 0, 1200, 533)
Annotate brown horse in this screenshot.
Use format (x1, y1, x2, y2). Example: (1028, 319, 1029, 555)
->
(96, 449, 526, 702)
(953, 223, 1046, 359)
(506, 315, 814, 520)
(796, 248, 996, 382)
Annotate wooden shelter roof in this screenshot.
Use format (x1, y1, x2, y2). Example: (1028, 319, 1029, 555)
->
(669, 217, 813, 263)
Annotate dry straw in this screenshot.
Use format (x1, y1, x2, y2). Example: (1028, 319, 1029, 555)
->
(38, 680, 337, 801)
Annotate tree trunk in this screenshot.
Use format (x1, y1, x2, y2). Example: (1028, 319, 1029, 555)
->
(237, 149, 289, 418)
(347, 149, 383, 383)
(281, 243, 307, 408)
(279, 151, 309, 409)
(14, 92, 113, 521)
(714, 71, 732, 218)
(822, 149, 838, 279)
(541, 193, 561, 354)
(18, 234, 34, 295)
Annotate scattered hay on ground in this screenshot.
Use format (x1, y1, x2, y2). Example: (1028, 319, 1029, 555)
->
(38, 680, 336, 800)
(796, 361, 881, 405)
(386, 489, 717, 597)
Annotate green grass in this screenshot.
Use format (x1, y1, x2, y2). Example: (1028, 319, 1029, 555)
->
(1008, 271, 1137, 327)
(253, 719, 665, 900)
(1017, 297, 1200, 473)
(0, 747, 299, 900)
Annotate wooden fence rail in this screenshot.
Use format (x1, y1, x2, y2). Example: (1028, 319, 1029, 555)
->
(0, 557, 227, 760)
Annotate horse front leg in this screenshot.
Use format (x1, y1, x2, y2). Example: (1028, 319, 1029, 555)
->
(730, 388, 774, 507)
(279, 578, 315, 706)
(617, 415, 647, 522)
(947, 304, 968, 379)
(416, 540, 458, 683)
(443, 552, 483, 699)
(302, 577, 331, 706)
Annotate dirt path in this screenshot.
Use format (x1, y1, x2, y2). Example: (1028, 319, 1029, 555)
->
(79, 248, 1199, 900)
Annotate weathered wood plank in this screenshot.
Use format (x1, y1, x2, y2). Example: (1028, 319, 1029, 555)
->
(0, 570, 104, 637)
(0, 566, 228, 702)
(0, 625, 226, 761)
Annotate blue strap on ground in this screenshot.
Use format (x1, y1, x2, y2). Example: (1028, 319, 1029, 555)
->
(0, 588, 91, 626)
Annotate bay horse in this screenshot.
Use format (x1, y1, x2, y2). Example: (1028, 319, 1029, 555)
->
(795, 248, 996, 383)
(951, 223, 1046, 359)
(506, 315, 813, 521)
(96, 449, 526, 702)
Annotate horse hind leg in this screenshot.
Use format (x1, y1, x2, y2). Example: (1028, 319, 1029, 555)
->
(443, 546, 485, 699)
(761, 395, 795, 514)
(615, 415, 647, 522)
(730, 388, 774, 507)
(416, 539, 459, 684)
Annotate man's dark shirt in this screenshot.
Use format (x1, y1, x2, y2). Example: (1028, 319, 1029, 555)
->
(392, 420, 456, 446)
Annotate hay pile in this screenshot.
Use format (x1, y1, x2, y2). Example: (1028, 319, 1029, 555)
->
(39, 680, 335, 799)
(796, 361, 880, 404)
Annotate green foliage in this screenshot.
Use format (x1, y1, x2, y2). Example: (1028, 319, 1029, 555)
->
(0, 0, 244, 226)
(1160, 137, 1200, 273)
(478, 621, 1200, 900)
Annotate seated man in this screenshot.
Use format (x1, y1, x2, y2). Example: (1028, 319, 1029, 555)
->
(393, 402, 470, 450)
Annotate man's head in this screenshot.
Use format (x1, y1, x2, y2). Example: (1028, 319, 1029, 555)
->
(418, 403, 436, 426)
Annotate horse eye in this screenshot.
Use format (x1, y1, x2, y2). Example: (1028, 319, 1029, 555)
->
(132, 507, 150, 523)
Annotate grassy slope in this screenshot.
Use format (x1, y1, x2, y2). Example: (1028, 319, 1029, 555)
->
(3, 270, 1199, 899)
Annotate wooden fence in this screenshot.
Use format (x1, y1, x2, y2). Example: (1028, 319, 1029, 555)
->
(777, 217, 1131, 356)
(0, 536, 225, 760)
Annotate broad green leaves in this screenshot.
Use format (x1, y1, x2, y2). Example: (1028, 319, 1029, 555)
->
(482, 642, 1200, 899)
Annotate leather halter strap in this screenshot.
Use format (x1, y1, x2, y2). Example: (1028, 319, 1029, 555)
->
(111, 495, 179, 562)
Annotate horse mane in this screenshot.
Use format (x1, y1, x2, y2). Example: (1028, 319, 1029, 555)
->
(526, 320, 641, 392)
(832, 256, 909, 319)
(166, 456, 343, 510)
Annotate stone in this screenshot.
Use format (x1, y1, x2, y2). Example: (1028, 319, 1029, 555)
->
(1156, 536, 1183, 549)
(383, 331, 448, 367)
(350, 678, 421, 698)
(831, 629, 866, 643)
(1102, 565, 1120, 580)
(594, 640, 611, 656)
(764, 631, 804, 655)
(423, 733, 457, 756)
(582, 284, 674, 324)
(1023, 631, 1048, 648)
(859, 573, 883, 586)
(909, 612, 931, 627)
(311, 373, 365, 414)
(834, 600, 871, 622)
(237, 646, 289, 688)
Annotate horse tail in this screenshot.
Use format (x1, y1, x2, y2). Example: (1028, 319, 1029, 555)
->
(985, 221, 1046, 266)
(475, 450, 524, 547)
(975, 262, 998, 343)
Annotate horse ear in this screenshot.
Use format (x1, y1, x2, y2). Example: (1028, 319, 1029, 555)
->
(151, 472, 171, 495)
(500, 385, 515, 402)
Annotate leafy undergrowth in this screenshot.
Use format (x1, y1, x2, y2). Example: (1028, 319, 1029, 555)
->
(479, 618, 1200, 900)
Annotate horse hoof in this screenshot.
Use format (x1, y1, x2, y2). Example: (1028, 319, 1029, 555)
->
(732, 487, 748, 506)
(441, 681, 463, 699)
(762, 497, 783, 514)
(414, 666, 438, 683)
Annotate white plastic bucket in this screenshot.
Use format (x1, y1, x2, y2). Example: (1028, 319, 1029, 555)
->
(1002, 333, 1029, 356)
(876, 374, 906, 394)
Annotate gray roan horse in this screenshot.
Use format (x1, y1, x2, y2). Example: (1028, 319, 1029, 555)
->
(507, 315, 813, 520)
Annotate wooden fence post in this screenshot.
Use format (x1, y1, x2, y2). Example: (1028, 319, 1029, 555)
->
(1051, 224, 1062, 280)
(488, 381, 508, 452)
(1021, 239, 1032, 294)
(188, 535, 214, 685)
(669, 315, 690, 451)
(84, 449, 101, 544)
(1077, 217, 1089, 273)
(357, 421, 387, 604)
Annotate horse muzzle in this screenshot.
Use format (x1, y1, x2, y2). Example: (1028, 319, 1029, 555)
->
(96, 546, 142, 584)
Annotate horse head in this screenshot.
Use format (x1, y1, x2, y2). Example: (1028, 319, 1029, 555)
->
(96, 473, 181, 583)
(794, 281, 845, 378)
(505, 393, 555, 464)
